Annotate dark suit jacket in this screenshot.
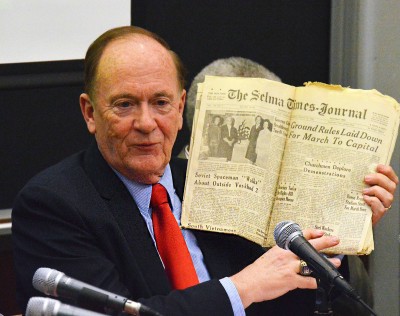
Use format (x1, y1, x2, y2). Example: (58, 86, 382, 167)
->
(12, 142, 368, 315)
(220, 124, 238, 160)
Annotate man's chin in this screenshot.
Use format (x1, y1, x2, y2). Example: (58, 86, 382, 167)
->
(124, 159, 167, 183)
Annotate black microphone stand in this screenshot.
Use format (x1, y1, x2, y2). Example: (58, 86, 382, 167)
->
(313, 278, 379, 316)
(314, 278, 333, 315)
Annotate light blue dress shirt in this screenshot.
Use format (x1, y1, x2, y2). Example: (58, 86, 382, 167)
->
(114, 165, 245, 316)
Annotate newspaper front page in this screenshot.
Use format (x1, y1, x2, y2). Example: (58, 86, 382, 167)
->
(181, 76, 400, 255)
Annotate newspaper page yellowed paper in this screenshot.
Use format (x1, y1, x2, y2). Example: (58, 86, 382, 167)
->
(181, 76, 400, 255)
(182, 76, 296, 244)
(265, 82, 400, 254)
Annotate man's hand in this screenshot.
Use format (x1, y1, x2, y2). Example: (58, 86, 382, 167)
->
(229, 229, 341, 308)
(363, 164, 398, 225)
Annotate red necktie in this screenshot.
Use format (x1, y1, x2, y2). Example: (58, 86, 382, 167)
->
(150, 183, 199, 290)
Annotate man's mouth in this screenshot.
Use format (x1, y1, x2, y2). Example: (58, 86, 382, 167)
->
(132, 142, 159, 152)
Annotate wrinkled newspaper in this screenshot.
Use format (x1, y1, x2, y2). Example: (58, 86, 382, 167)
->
(181, 76, 400, 255)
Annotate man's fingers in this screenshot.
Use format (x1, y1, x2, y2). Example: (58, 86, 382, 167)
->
(363, 195, 389, 225)
(308, 235, 340, 252)
(294, 275, 317, 290)
(328, 257, 341, 268)
(364, 165, 398, 194)
(302, 228, 324, 240)
(302, 229, 340, 251)
(363, 185, 394, 208)
(376, 164, 399, 184)
(362, 164, 397, 226)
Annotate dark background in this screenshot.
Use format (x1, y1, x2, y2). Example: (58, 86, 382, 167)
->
(0, 1, 331, 209)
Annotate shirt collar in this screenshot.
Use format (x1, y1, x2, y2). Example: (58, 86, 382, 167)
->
(113, 164, 176, 217)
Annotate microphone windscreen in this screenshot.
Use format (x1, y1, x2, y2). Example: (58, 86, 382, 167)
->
(26, 297, 109, 316)
(32, 267, 61, 296)
(26, 296, 59, 316)
(273, 220, 301, 249)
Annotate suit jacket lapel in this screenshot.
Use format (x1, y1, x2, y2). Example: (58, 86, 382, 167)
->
(84, 142, 171, 294)
(83, 149, 244, 290)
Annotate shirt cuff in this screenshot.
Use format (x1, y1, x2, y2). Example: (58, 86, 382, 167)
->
(219, 277, 245, 316)
(334, 254, 345, 261)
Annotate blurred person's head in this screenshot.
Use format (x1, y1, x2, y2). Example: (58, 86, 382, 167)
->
(185, 57, 281, 133)
(255, 115, 263, 127)
(226, 116, 235, 127)
(212, 115, 223, 126)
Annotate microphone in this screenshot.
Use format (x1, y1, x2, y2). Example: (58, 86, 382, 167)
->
(32, 267, 162, 316)
(273, 221, 358, 298)
(26, 297, 109, 316)
(273, 221, 377, 315)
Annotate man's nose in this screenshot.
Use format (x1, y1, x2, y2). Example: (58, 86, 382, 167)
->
(132, 104, 157, 133)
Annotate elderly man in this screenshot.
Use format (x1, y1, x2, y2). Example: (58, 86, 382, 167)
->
(12, 26, 398, 316)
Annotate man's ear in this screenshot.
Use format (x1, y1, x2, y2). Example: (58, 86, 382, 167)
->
(80, 93, 96, 134)
(177, 89, 186, 130)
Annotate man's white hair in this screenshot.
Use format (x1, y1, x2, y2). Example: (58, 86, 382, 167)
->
(185, 57, 281, 132)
